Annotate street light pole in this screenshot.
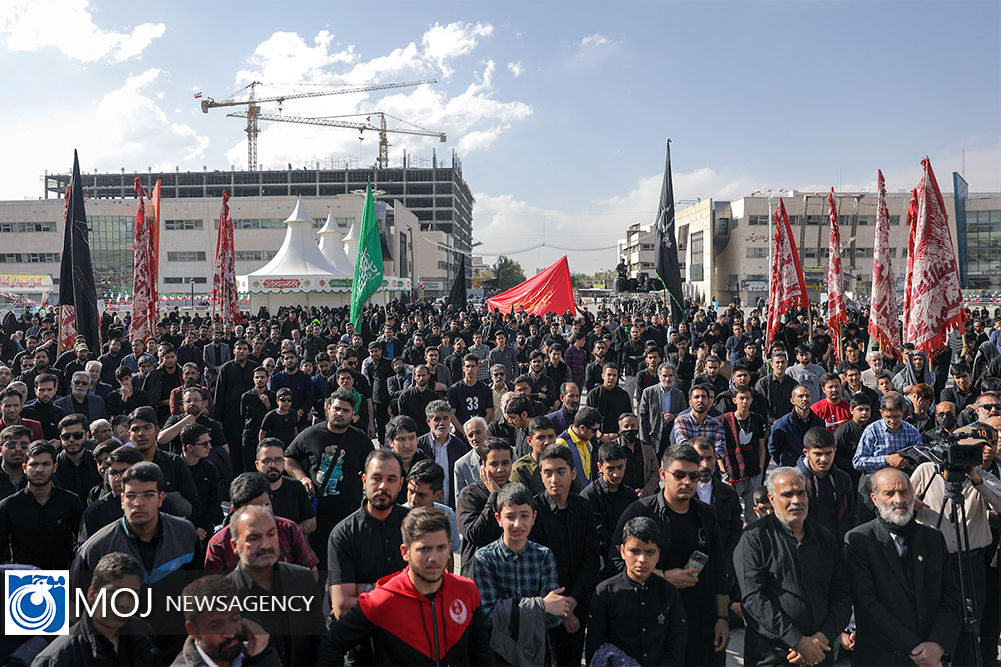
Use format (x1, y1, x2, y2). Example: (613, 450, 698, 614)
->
(189, 279, 195, 311)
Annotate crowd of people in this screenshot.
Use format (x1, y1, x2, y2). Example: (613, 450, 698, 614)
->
(1, 296, 1001, 666)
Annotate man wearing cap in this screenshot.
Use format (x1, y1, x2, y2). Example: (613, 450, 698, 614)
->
(62, 341, 95, 379)
(910, 422, 1001, 666)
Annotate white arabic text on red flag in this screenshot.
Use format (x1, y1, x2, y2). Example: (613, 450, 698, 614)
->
(767, 198, 809, 343)
(868, 169, 901, 358)
(826, 188, 848, 360)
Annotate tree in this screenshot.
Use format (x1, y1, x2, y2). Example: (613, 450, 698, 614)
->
(492, 256, 526, 292)
(570, 272, 591, 289)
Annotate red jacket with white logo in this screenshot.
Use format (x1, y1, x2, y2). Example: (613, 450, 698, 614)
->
(319, 566, 491, 666)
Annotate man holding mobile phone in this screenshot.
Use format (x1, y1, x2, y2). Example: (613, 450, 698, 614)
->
(610, 443, 730, 665)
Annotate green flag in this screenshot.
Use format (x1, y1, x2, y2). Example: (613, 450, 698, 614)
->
(350, 183, 384, 328)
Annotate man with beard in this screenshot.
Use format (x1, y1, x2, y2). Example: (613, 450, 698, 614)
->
(320, 507, 490, 665)
(454, 416, 490, 499)
(418, 400, 469, 507)
(240, 366, 274, 473)
(215, 339, 259, 475)
(617, 412, 659, 497)
(179, 423, 222, 549)
(796, 427, 854, 543)
(671, 384, 726, 457)
(21, 374, 66, 439)
(55, 370, 108, 422)
(0, 440, 83, 569)
(139, 343, 183, 423)
(893, 349, 936, 394)
(226, 505, 324, 666)
(639, 363, 685, 457)
(0, 424, 30, 500)
(845, 467, 962, 666)
(284, 391, 373, 566)
(734, 467, 851, 667)
(584, 339, 610, 392)
(159, 387, 232, 488)
(586, 363, 633, 437)
(53, 413, 103, 503)
(202, 329, 232, 388)
(175, 575, 278, 667)
(106, 366, 148, 418)
(610, 444, 730, 666)
(327, 449, 408, 621)
(363, 341, 395, 444)
(398, 364, 440, 437)
(169, 362, 214, 416)
(769, 384, 826, 468)
(0, 386, 43, 441)
(545, 381, 581, 436)
(18, 348, 62, 401)
(254, 438, 315, 534)
(268, 349, 315, 430)
(127, 406, 201, 521)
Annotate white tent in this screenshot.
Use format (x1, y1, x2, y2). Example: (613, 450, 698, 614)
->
(237, 196, 410, 310)
(317, 210, 356, 276)
(342, 217, 360, 271)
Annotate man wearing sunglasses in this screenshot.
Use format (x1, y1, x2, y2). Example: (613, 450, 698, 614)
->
(54, 370, 108, 422)
(53, 413, 102, 503)
(0, 424, 31, 501)
(610, 442, 730, 666)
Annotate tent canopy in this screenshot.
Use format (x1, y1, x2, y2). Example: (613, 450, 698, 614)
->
(486, 256, 577, 317)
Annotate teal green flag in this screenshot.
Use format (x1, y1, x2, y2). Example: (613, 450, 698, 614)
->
(350, 183, 384, 328)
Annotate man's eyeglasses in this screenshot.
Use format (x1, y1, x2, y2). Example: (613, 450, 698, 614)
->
(259, 457, 284, 466)
(107, 468, 126, 477)
(3, 441, 29, 449)
(60, 432, 86, 441)
(668, 469, 701, 481)
(72, 380, 90, 386)
(980, 404, 1001, 411)
(123, 491, 160, 502)
(278, 397, 292, 402)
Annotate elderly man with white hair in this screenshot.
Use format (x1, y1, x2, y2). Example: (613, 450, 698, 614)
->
(54, 370, 107, 421)
(860, 350, 886, 391)
(84, 360, 113, 400)
(453, 416, 490, 498)
(734, 466, 852, 666)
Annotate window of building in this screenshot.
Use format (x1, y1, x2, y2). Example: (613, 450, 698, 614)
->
(748, 215, 769, 226)
(690, 231, 704, 256)
(746, 248, 767, 258)
(0, 253, 60, 263)
(746, 273, 767, 281)
(164, 219, 204, 230)
(164, 276, 208, 284)
(889, 215, 901, 226)
(806, 215, 821, 226)
(166, 251, 206, 262)
(235, 250, 277, 262)
(0, 222, 56, 233)
(640, 243, 654, 251)
(228, 218, 288, 230)
(677, 225, 688, 252)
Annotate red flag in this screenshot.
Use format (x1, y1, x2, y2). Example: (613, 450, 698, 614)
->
(903, 157, 966, 354)
(212, 191, 239, 324)
(151, 180, 161, 324)
(869, 170, 901, 358)
(131, 178, 155, 341)
(826, 188, 848, 358)
(58, 185, 76, 353)
(767, 198, 809, 343)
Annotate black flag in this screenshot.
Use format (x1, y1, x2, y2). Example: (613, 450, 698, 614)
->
(653, 140, 685, 325)
(447, 253, 468, 309)
(58, 150, 101, 351)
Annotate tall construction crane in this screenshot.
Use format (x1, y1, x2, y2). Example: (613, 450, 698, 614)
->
(226, 110, 446, 169)
(199, 79, 437, 171)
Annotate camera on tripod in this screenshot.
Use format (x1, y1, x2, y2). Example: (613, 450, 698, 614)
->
(927, 424, 995, 492)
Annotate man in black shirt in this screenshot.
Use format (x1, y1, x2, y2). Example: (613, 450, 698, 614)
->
(580, 442, 636, 575)
(240, 366, 274, 473)
(455, 438, 512, 576)
(53, 413, 103, 503)
(611, 443, 731, 666)
(179, 423, 222, 546)
(127, 406, 201, 522)
(363, 341, 395, 444)
(397, 364, 440, 436)
(284, 390, 373, 566)
(585, 363, 633, 437)
(159, 386, 232, 490)
(754, 349, 798, 426)
(105, 366, 149, 418)
(254, 437, 315, 535)
(327, 449, 408, 621)
(585, 516, 687, 666)
(833, 395, 871, 495)
(0, 440, 83, 569)
(21, 373, 66, 440)
(734, 466, 852, 666)
(0, 424, 29, 501)
(214, 339, 259, 475)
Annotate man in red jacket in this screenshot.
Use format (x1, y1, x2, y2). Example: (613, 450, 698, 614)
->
(319, 506, 491, 665)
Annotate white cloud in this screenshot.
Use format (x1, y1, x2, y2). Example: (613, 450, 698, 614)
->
(578, 33, 614, 52)
(0, 0, 164, 62)
(0, 69, 209, 199)
(507, 61, 523, 77)
(421, 22, 493, 78)
(223, 25, 530, 169)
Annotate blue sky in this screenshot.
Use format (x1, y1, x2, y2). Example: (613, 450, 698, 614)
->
(1, 0, 998, 272)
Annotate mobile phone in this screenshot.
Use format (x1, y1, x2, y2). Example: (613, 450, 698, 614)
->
(684, 550, 709, 574)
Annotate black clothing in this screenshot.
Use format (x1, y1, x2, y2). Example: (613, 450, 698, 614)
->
(754, 373, 798, 424)
(240, 388, 275, 471)
(833, 419, 866, 491)
(32, 616, 160, 667)
(227, 561, 324, 667)
(584, 384, 633, 435)
(327, 501, 409, 588)
(105, 388, 150, 417)
(397, 386, 442, 436)
(529, 491, 601, 607)
(692, 372, 729, 398)
(733, 514, 852, 666)
(186, 457, 222, 534)
(455, 480, 501, 578)
(160, 414, 227, 456)
(579, 477, 636, 569)
(845, 518, 963, 666)
(941, 385, 980, 411)
(54, 449, 103, 503)
(584, 571, 688, 666)
(21, 399, 67, 440)
(260, 409, 298, 446)
(0, 485, 83, 569)
(269, 475, 316, 525)
(149, 448, 201, 521)
(214, 358, 260, 472)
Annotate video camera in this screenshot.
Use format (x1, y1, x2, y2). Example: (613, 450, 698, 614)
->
(926, 424, 994, 494)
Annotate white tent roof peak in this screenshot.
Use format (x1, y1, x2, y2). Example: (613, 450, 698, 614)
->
(247, 197, 345, 278)
(283, 196, 315, 224)
(317, 210, 355, 275)
(343, 217, 360, 242)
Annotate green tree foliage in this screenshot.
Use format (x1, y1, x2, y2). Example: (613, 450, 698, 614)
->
(492, 256, 526, 291)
